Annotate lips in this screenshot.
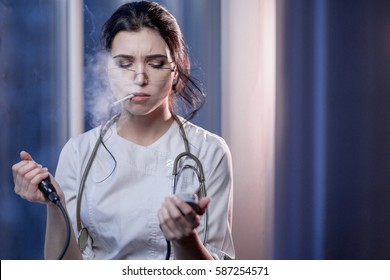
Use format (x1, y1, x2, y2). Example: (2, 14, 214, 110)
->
(131, 93, 150, 102)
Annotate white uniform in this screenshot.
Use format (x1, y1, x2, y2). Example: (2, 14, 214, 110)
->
(55, 118, 235, 259)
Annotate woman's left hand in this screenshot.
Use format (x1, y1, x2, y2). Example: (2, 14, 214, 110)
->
(158, 195, 210, 241)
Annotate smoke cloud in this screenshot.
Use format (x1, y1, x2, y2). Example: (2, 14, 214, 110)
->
(84, 51, 119, 129)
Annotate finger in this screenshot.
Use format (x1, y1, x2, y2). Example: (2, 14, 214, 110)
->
(173, 196, 199, 223)
(17, 161, 42, 178)
(24, 176, 50, 202)
(173, 196, 196, 214)
(20, 150, 33, 161)
(14, 152, 39, 176)
(158, 203, 183, 240)
(197, 197, 211, 215)
(166, 197, 190, 234)
(19, 167, 48, 193)
(170, 197, 200, 236)
(160, 197, 194, 238)
(168, 197, 196, 229)
(12, 161, 38, 187)
(158, 208, 177, 240)
(12, 151, 35, 178)
(25, 166, 49, 184)
(12, 160, 30, 175)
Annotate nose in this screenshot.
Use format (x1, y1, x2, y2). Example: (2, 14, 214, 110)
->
(133, 72, 148, 86)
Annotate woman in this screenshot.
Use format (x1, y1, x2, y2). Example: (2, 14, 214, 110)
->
(12, 1, 234, 260)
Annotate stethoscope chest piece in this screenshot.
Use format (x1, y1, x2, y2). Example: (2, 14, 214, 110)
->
(78, 227, 89, 251)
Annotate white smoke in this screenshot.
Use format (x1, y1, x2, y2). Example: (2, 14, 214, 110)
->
(84, 51, 119, 128)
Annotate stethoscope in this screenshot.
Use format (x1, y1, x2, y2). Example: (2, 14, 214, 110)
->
(76, 113, 208, 258)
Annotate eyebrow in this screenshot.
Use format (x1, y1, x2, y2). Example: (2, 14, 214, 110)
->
(112, 54, 169, 60)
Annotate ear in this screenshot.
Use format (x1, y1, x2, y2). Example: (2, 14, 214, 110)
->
(172, 66, 179, 88)
(173, 66, 179, 83)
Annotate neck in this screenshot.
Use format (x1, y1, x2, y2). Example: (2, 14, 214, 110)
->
(116, 107, 174, 146)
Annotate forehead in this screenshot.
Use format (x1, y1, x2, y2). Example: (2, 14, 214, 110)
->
(110, 28, 171, 58)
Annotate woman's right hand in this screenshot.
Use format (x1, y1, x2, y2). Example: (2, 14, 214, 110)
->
(12, 151, 62, 204)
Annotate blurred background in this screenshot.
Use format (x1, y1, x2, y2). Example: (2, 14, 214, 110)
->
(1, 0, 390, 260)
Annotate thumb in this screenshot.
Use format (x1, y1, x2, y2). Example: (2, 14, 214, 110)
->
(20, 150, 33, 161)
(198, 197, 211, 215)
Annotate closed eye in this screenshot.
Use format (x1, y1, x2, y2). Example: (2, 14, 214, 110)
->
(112, 55, 134, 69)
(148, 61, 165, 69)
(117, 61, 133, 69)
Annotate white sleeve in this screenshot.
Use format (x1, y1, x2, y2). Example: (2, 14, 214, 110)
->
(198, 138, 235, 260)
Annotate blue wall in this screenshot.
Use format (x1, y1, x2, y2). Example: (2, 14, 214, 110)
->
(0, 0, 66, 259)
(274, 0, 390, 259)
(0, 0, 221, 259)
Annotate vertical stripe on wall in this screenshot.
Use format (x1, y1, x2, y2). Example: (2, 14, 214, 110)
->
(313, 0, 327, 260)
(221, 0, 276, 259)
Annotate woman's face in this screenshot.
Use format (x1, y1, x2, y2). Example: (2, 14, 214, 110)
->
(107, 28, 176, 117)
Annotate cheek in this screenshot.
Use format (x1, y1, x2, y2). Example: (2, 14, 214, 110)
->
(151, 78, 174, 98)
(160, 80, 174, 94)
(108, 79, 131, 97)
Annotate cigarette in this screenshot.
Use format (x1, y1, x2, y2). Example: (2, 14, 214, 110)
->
(112, 94, 135, 106)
